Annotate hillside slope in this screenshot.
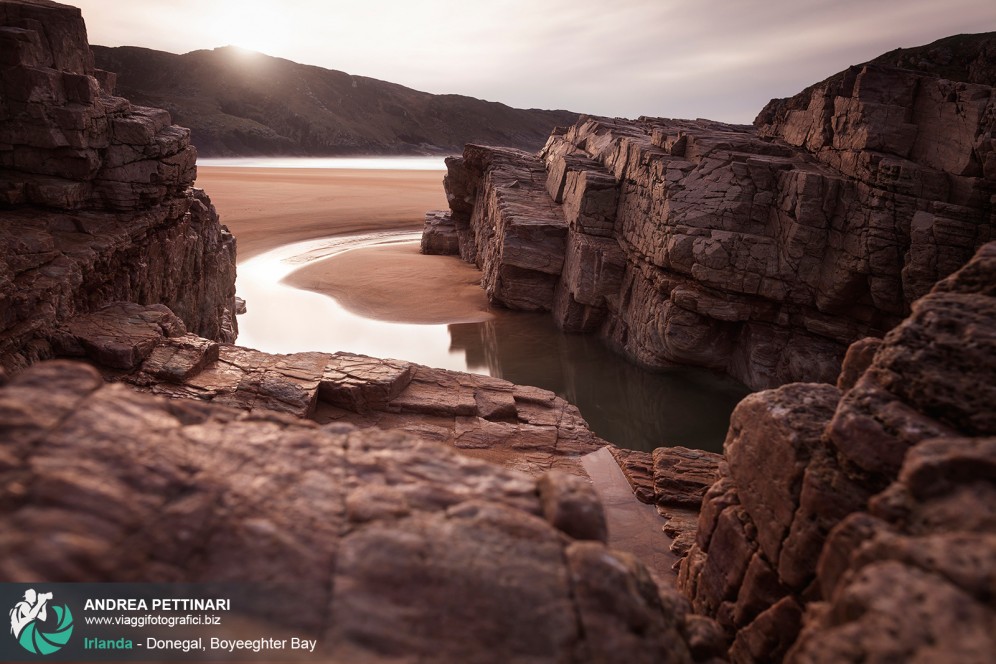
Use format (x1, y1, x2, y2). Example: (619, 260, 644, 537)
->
(92, 45, 578, 156)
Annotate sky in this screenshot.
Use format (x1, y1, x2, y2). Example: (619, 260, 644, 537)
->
(72, 0, 996, 123)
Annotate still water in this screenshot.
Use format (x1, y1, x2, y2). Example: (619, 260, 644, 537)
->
(237, 231, 749, 452)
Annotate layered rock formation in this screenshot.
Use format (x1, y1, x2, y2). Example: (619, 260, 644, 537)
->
(91, 45, 578, 156)
(0, 360, 711, 662)
(0, 0, 237, 373)
(425, 40, 995, 389)
(677, 241, 996, 663)
(609, 446, 724, 560)
(46, 300, 607, 477)
(421, 42, 996, 659)
(827, 32, 996, 102)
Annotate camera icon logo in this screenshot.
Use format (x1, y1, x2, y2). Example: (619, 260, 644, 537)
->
(9, 589, 74, 655)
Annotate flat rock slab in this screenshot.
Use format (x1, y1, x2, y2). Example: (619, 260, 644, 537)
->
(389, 379, 479, 417)
(653, 446, 723, 508)
(320, 352, 413, 413)
(48, 305, 610, 478)
(140, 333, 219, 383)
(0, 359, 699, 663)
(162, 346, 328, 417)
(50, 301, 187, 370)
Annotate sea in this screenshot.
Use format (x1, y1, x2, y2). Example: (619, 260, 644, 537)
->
(199, 156, 448, 170)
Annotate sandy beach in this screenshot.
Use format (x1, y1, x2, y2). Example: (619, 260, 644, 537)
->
(196, 166, 493, 323)
(196, 167, 446, 258)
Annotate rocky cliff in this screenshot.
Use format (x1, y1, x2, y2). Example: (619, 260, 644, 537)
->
(0, 0, 237, 373)
(424, 35, 995, 390)
(869, 33, 995, 85)
(679, 241, 996, 663)
(91, 45, 579, 156)
(418, 38, 996, 661)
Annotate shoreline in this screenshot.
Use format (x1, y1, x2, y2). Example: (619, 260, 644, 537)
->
(196, 165, 492, 324)
(196, 166, 447, 260)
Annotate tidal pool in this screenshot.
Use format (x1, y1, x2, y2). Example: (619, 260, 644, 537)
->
(237, 231, 749, 452)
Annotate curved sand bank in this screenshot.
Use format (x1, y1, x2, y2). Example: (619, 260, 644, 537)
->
(284, 242, 493, 324)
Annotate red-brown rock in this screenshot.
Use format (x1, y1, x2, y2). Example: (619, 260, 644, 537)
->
(425, 59, 994, 391)
(0, 359, 698, 662)
(0, 0, 237, 373)
(680, 241, 996, 662)
(39, 302, 610, 476)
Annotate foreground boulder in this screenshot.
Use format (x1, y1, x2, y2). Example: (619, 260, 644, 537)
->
(677, 241, 996, 663)
(0, 0, 237, 373)
(787, 436, 996, 662)
(425, 36, 995, 390)
(0, 360, 703, 663)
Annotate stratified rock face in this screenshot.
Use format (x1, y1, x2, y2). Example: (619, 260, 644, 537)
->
(0, 0, 237, 372)
(427, 54, 994, 390)
(865, 33, 996, 87)
(0, 359, 700, 662)
(677, 241, 996, 663)
(609, 445, 725, 562)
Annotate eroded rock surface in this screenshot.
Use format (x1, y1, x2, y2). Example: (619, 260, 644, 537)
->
(787, 436, 996, 663)
(0, 359, 706, 663)
(4, 8, 993, 662)
(44, 301, 608, 476)
(0, 0, 237, 373)
(426, 51, 994, 390)
(678, 241, 996, 663)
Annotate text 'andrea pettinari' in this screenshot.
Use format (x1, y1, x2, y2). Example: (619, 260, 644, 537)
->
(83, 598, 231, 611)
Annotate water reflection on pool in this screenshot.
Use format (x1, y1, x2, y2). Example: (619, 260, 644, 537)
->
(450, 316, 748, 452)
(237, 232, 750, 452)
(236, 231, 468, 371)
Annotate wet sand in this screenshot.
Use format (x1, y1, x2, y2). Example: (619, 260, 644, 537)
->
(197, 166, 492, 323)
(285, 243, 493, 324)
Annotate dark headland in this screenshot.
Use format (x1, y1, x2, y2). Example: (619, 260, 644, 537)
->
(91, 44, 579, 156)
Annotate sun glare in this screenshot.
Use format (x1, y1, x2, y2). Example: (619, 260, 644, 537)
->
(207, 1, 292, 56)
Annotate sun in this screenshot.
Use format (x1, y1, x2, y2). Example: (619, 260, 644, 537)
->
(207, 1, 293, 55)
